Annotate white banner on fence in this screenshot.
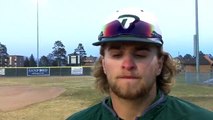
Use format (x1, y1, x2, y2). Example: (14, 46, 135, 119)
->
(71, 67, 83, 75)
(0, 68, 5, 76)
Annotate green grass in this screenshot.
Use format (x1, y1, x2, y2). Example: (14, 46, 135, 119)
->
(170, 74, 213, 111)
(0, 75, 212, 120)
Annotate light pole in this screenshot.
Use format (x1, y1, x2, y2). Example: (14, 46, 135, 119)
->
(36, 0, 39, 67)
(195, 0, 200, 79)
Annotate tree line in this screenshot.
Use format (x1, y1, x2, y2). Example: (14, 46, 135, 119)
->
(0, 41, 87, 67)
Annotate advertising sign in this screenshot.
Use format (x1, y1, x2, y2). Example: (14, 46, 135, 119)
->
(71, 67, 83, 75)
(27, 68, 50, 76)
(0, 68, 5, 76)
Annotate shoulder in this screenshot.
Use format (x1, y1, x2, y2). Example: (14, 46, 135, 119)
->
(66, 102, 102, 120)
(166, 96, 213, 119)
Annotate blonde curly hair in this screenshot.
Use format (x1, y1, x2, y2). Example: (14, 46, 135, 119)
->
(92, 45, 177, 95)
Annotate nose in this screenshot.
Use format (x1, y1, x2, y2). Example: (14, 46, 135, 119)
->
(121, 55, 136, 70)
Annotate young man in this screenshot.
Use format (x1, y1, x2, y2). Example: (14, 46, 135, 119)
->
(66, 8, 213, 120)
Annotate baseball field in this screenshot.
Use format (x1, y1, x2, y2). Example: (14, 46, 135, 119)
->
(0, 74, 212, 120)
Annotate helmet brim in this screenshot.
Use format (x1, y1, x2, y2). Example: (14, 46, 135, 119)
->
(92, 36, 163, 46)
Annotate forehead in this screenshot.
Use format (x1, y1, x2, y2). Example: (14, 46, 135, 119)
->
(103, 42, 158, 50)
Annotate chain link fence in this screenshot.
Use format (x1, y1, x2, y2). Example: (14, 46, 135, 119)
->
(0, 66, 93, 77)
(184, 72, 213, 84)
(1, 67, 213, 85)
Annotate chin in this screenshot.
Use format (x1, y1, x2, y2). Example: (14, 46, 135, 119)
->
(111, 85, 150, 100)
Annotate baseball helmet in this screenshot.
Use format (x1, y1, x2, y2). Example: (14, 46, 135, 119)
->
(92, 8, 163, 46)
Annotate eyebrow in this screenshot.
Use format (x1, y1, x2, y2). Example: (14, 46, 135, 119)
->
(135, 46, 151, 51)
(107, 45, 122, 50)
(106, 44, 152, 51)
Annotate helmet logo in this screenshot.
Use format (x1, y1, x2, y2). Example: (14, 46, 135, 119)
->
(118, 15, 140, 29)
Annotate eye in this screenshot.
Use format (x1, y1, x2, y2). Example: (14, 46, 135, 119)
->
(134, 51, 149, 58)
(134, 54, 146, 58)
(109, 50, 122, 58)
(111, 53, 122, 58)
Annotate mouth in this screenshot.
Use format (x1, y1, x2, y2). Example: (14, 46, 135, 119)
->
(117, 76, 140, 80)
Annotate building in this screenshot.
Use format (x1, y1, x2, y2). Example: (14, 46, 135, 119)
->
(67, 52, 97, 66)
(67, 52, 81, 66)
(0, 56, 8, 67)
(82, 55, 97, 66)
(178, 54, 213, 73)
(8, 55, 24, 67)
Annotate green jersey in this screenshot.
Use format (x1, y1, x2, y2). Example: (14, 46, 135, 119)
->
(66, 92, 213, 120)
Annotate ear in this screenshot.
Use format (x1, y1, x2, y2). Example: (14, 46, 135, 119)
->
(101, 56, 107, 74)
(157, 56, 164, 76)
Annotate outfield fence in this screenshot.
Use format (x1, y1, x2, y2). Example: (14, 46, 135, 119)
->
(1, 67, 213, 85)
(0, 66, 93, 77)
(184, 72, 213, 84)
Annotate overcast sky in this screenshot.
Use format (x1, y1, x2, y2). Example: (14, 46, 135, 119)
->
(0, 0, 212, 58)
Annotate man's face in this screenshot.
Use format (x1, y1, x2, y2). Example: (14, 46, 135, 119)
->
(102, 42, 163, 100)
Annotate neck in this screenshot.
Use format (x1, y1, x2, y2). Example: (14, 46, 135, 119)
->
(110, 86, 157, 120)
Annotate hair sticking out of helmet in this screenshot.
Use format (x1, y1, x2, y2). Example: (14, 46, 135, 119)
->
(92, 8, 163, 46)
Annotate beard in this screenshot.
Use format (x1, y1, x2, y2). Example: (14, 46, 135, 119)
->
(109, 79, 155, 100)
